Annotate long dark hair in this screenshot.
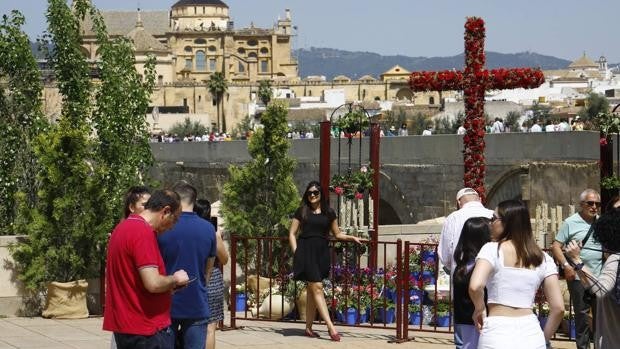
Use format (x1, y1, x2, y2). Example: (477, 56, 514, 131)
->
(299, 181, 330, 223)
(453, 217, 491, 282)
(194, 199, 211, 219)
(496, 200, 543, 268)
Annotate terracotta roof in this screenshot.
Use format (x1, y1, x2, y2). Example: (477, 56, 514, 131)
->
(172, 0, 229, 8)
(80, 11, 169, 37)
(569, 53, 598, 69)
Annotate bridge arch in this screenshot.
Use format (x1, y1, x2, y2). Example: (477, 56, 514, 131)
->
(486, 167, 528, 209)
(378, 170, 416, 224)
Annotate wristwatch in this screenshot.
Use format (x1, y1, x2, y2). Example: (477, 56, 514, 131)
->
(574, 262, 585, 271)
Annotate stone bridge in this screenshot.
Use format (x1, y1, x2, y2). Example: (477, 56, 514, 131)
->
(151, 131, 600, 225)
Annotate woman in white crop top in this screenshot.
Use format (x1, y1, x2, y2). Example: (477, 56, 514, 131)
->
(469, 200, 564, 349)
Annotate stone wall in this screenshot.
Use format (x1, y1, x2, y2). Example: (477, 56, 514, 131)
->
(150, 131, 600, 224)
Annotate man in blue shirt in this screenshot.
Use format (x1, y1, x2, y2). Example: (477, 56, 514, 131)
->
(159, 182, 217, 349)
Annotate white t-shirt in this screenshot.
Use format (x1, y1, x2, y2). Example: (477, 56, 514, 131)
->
(530, 124, 542, 132)
(476, 242, 557, 308)
(422, 129, 432, 136)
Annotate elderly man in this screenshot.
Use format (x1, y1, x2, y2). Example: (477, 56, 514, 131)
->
(552, 189, 603, 349)
(438, 188, 493, 349)
(103, 189, 189, 349)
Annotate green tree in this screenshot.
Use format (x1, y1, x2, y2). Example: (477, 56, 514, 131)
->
(505, 110, 521, 131)
(529, 102, 551, 124)
(578, 92, 610, 122)
(89, 5, 156, 238)
(168, 117, 208, 137)
(208, 71, 228, 132)
(11, 0, 156, 294)
(258, 79, 273, 105)
(0, 11, 46, 235)
(221, 101, 299, 275)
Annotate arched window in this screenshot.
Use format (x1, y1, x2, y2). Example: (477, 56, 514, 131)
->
(196, 51, 206, 71)
(429, 96, 435, 105)
(158, 75, 164, 85)
(248, 52, 257, 59)
(208, 45, 217, 52)
(194, 38, 206, 45)
(260, 47, 269, 54)
(248, 39, 258, 46)
(184, 46, 193, 53)
(238, 61, 245, 73)
(237, 47, 245, 55)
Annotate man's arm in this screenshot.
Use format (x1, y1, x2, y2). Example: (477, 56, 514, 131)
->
(551, 222, 576, 282)
(438, 216, 454, 271)
(139, 267, 188, 293)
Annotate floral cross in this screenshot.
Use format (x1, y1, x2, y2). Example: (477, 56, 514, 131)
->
(408, 17, 545, 201)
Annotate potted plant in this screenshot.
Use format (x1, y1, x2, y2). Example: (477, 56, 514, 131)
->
(235, 284, 247, 312)
(330, 166, 374, 200)
(408, 303, 422, 325)
(535, 302, 550, 328)
(435, 300, 451, 327)
(373, 297, 396, 323)
(334, 111, 369, 135)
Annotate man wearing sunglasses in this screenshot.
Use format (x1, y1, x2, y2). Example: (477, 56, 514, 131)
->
(551, 189, 603, 349)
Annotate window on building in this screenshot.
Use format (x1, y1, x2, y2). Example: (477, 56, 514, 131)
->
(208, 45, 217, 52)
(260, 60, 268, 73)
(209, 58, 217, 71)
(196, 51, 206, 71)
(429, 96, 435, 105)
(183, 98, 188, 107)
(194, 38, 206, 45)
(260, 47, 269, 54)
(237, 47, 245, 55)
(248, 39, 258, 46)
(238, 61, 245, 73)
(185, 58, 193, 70)
(157, 75, 164, 85)
(184, 46, 192, 53)
(248, 52, 257, 59)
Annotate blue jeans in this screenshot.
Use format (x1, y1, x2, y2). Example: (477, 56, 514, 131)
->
(171, 318, 209, 349)
(114, 326, 174, 349)
(454, 324, 479, 349)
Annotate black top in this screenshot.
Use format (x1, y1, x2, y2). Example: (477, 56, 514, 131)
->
(172, 0, 229, 8)
(294, 207, 336, 239)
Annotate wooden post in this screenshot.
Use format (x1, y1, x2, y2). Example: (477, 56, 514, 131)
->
(369, 122, 380, 269)
(319, 121, 331, 202)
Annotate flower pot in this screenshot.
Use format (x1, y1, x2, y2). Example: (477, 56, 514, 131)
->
(359, 309, 369, 323)
(409, 311, 422, 325)
(235, 293, 246, 312)
(377, 308, 395, 324)
(568, 319, 576, 339)
(421, 250, 437, 262)
(436, 314, 451, 327)
(42, 280, 89, 319)
(538, 316, 548, 329)
(422, 270, 436, 285)
(336, 310, 344, 323)
(345, 307, 358, 325)
(385, 288, 396, 302)
(409, 289, 423, 304)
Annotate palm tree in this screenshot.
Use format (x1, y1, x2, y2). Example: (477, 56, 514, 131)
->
(208, 71, 228, 132)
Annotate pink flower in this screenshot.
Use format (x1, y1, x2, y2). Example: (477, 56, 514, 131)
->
(354, 192, 364, 200)
(334, 187, 344, 196)
(360, 166, 368, 173)
(600, 138, 608, 146)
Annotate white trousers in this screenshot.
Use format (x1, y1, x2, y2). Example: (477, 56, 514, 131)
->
(477, 314, 545, 349)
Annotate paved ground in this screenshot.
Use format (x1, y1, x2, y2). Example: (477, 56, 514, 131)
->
(0, 316, 577, 349)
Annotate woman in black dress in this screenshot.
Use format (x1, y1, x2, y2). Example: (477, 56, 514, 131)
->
(288, 181, 362, 342)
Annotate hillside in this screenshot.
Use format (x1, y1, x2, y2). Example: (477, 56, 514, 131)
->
(295, 47, 572, 80)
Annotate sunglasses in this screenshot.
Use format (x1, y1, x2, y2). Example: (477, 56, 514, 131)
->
(583, 201, 601, 208)
(307, 190, 321, 197)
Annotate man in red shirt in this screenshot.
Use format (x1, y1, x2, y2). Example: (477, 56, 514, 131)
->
(103, 189, 189, 349)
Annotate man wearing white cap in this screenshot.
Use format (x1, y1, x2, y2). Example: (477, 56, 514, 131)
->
(438, 188, 493, 349)
(438, 188, 493, 274)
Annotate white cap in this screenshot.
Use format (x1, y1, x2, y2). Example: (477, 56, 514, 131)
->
(456, 187, 479, 201)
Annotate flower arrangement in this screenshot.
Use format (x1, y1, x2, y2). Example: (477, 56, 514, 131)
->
(330, 166, 374, 199)
(408, 17, 544, 202)
(334, 110, 369, 135)
(408, 302, 421, 313)
(534, 302, 550, 317)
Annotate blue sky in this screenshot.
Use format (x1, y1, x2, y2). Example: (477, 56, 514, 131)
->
(2, 0, 620, 62)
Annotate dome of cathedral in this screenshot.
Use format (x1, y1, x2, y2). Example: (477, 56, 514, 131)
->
(568, 53, 598, 69)
(172, 0, 229, 8)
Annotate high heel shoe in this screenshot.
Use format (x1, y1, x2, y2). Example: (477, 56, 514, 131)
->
(328, 330, 341, 342)
(304, 328, 320, 338)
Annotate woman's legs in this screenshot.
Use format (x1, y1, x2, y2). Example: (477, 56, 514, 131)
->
(206, 322, 216, 349)
(305, 287, 316, 330)
(306, 282, 337, 335)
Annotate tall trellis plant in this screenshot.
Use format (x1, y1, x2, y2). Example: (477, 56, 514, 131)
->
(0, 11, 47, 235)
